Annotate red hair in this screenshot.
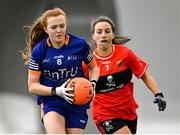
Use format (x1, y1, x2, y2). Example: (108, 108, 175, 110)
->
(22, 7, 67, 65)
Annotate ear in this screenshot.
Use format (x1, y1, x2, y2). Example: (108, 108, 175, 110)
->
(92, 34, 95, 41)
(43, 27, 48, 34)
(112, 33, 115, 39)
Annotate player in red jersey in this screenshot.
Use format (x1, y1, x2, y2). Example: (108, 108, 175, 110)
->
(22, 8, 99, 134)
(83, 16, 166, 134)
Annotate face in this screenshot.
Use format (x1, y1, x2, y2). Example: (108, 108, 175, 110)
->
(92, 22, 115, 50)
(44, 15, 67, 46)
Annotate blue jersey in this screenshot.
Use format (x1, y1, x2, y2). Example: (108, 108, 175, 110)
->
(29, 34, 93, 109)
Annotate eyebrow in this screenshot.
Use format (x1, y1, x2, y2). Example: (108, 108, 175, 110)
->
(96, 28, 111, 30)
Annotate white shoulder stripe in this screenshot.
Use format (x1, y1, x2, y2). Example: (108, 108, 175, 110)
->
(29, 66, 38, 70)
(29, 58, 36, 63)
(29, 59, 38, 66)
(29, 63, 38, 68)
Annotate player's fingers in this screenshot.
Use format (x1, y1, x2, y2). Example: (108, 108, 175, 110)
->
(65, 96, 73, 103)
(65, 92, 74, 97)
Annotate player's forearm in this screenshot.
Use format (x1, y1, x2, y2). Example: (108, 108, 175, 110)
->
(28, 82, 52, 96)
(89, 65, 99, 81)
(141, 71, 161, 95)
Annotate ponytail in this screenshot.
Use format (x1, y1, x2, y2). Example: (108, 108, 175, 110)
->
(112, 36, 130, 44)
(21, 18, 47, 65)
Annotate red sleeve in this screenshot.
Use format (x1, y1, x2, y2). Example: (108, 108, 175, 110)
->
(127, 49, 148, 78)
(82, 62, 89, 79)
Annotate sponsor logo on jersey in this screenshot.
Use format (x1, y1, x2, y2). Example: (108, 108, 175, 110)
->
(116, 59, 122, 68)
(106, 75, 116, 87)
(43, 66, 78, 80)
(54, 55, 64, 59)
(67, 55, 77, 60)
(42, 58, 51, 63)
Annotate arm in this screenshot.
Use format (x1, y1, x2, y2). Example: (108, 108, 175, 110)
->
(141, 71, 166, 111)
(85, 58, 99, 99)
(87, 58, 99, 82)
(28, 72, 52, 96)
(141, 71, 160, 95)
(28, 70, 74, 103)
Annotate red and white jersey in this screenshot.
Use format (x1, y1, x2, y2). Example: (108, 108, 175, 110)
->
(84, 44, 148, 124)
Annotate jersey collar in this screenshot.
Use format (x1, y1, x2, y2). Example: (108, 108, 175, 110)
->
(46, 34, 70, 47)
(93, 44, 115, 60)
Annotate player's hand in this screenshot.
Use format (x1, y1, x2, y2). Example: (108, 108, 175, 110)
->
(153, 93, 166, 111)
(55, 80, 74, 104)
(90, 80, 97, 99)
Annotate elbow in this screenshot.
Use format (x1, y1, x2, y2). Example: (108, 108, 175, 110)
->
(141, 71, 148, 81)
(28, 84, 36, 95)
(28, 87, 34, 95)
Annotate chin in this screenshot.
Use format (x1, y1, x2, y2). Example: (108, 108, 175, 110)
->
(55, 39, 63, 43)
(99, 43, 109, 47)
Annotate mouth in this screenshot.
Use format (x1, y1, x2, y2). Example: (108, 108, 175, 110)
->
(100, 39, 108, 43)
(56, 35, 63, 39)
(56, 34, 62, 37)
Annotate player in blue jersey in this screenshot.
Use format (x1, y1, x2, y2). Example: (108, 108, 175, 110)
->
(22, 7, 99, 134)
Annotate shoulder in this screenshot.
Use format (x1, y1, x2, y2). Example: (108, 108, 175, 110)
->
(68, 34, 87, 44)
(68, 34, 91, 51)
(69, 34, 86, 41)
(32, 38, 47, 52)
(113, 44, 137, 59)
(31, 38, 48, 57)
(114, 44, 131, 52)
(32, 38, 47, 49)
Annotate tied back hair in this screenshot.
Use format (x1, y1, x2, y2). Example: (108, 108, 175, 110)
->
(112, 36, 130, 44)
(91, 16, 130, 45)
(22, 18, 48, 65)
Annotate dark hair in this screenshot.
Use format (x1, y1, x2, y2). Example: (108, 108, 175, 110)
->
(91, 16, 115, 34)
(22, 7, 67, 65)
(91, 16, 130, 45)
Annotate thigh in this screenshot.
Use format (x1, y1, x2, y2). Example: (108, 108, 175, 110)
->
(43, 111, 66, 134)
(66, 128, 83, 134)
(41, 102, 67, 134)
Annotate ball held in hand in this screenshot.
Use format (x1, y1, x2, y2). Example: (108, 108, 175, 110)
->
(66, 77, 93, 105)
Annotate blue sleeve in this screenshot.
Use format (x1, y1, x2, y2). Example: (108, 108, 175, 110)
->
(29, 45, 43, 71)
(82, 40, 93, 64)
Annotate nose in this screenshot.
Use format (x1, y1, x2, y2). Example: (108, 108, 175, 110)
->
(56, 26, 61, 32)
(102, 31, 107, 37)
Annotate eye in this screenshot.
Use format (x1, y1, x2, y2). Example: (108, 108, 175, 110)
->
(105, 29, 111, 33)
(96, 29, 102, 34)
(60, 24, 65, 28)
(50, 25, 57, 30)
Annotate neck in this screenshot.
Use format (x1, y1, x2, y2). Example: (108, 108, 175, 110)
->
(96, 44, 113, 57)
(50, 37, 65, 49)
(52, 42, 64, 49)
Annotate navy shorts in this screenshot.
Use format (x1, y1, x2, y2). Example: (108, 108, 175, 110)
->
(40, 102, 88, 129)
(97, 117, 137, 134)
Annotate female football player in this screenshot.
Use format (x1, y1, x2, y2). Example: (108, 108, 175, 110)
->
(83, 16, 166, 134)
(22, 7, 99, 134)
